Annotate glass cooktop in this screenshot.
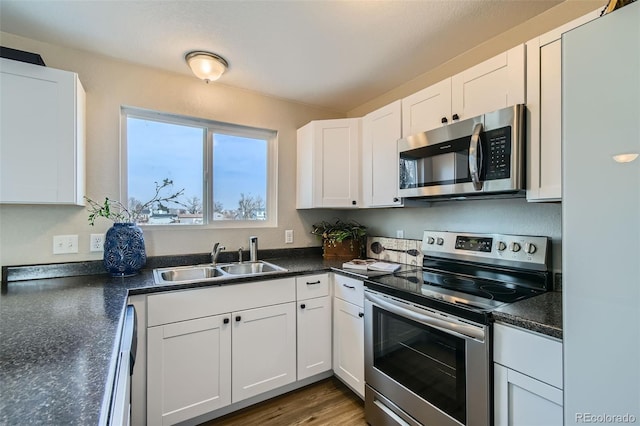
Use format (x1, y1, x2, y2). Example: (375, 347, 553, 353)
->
(366, 263, 548, 314)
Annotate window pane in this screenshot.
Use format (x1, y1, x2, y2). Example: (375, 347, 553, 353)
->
(127, 117, 203, 225)
(213, 133, 267, 221)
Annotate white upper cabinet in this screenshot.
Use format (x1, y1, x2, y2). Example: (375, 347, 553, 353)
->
(451, 44, 525, 120)
(362, 100, 403, 208)
(526, 10, 600, 202)
(401, 44, 525, 137)
(402, 78, 452, 137)
(0, 58, 85, 205)
(296, 118, 361, 209)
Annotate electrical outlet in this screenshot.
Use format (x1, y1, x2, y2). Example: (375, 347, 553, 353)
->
(396, 230, 404, 238)
(285, 230, 294, 244)
(90, 234, 105, 252)
(53, 235, 79, 254)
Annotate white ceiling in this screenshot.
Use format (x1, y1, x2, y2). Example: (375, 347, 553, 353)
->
(0, 0, 563, 113)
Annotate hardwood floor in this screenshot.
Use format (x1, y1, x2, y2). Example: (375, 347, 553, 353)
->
(201, 378, 366, 425)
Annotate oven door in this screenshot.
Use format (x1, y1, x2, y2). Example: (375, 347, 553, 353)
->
(364, 290, 490, 426)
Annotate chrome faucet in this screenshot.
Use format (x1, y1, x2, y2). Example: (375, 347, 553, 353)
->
(249, 236, 258, 262)
(211, 243, 225, 264)
(238, 247, 244, 263)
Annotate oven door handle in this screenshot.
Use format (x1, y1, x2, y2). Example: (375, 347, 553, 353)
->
(365, 291, 485, 341)
(469, 122, 483, 191)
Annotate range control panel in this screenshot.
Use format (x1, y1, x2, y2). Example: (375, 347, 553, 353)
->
(422, 230, 549, 270)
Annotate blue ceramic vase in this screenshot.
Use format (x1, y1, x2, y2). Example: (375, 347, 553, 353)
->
(103, 223, 146, 277)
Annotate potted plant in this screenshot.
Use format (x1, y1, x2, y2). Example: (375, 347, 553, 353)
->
(85, 179, 184, 277)
(311, 219, 367, 259)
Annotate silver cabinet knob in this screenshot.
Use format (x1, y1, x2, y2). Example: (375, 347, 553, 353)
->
(497, 241, 507, 251)
(510, 242, 521, 252)
(524, 243, 537, 254)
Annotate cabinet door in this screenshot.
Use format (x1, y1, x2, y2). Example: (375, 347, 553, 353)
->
(232, 302, 297, 402)
(314, 118, 361, 208)
(526, 9, 600, 202)
(333, 297, 364, 398)
(527, 38, 563, 201)
(147, 314, 231, 425)
(401, 78, 452, 136)
(297, 295, 332, 380)
(362, 100, 403, 207)
(494, 363, 563, 426)
(0, 58, 85, 205)
(451, 44, 525, 120)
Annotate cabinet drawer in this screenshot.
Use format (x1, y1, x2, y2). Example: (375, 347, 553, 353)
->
(334, 275, 364, 308)
(296, 274, 329, 300)
(147, 278, 296, 327)
(494, 323, 563, 389)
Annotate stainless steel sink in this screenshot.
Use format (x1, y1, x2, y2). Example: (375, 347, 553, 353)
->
(153, 261, 288, 285)
(218, 261, 286, 276)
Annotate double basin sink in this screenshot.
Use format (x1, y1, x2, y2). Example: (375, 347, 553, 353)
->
(153, 260, 288, 285)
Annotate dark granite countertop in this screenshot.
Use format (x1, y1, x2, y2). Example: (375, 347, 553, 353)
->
(0, 252, 392, 425)
(492, 291, 563, 340)
(0, 251, 561, 425)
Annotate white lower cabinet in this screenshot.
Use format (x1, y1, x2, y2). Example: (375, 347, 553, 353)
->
(146, 278, 297, 425)
(296, 274, 332, 380)
(147, 314, 232, 426)
(232, 302, 297, 402)
(494, 364, 563, 426)
(493, 323, 563, 426)
(332, 275, 365, 398)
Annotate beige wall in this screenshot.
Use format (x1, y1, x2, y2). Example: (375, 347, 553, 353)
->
(0, 1, 604, 268)
(0, 32, 342, 267)
(347, 0, 604, 117)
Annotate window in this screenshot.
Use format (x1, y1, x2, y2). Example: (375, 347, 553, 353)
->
(122, 107, 277, 227)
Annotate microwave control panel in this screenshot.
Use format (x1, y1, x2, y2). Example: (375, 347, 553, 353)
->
(484, 126, 512, 181)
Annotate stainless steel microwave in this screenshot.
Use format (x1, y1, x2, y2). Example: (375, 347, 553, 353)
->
(398, 104, 525, 199)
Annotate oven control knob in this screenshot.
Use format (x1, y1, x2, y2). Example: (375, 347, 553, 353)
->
(510, 242, 521, 252)
(427, 237, 435, 245)
(436, 237, 444, 246)
(524, 243, 537, 254)
(497, 241, 507, 251)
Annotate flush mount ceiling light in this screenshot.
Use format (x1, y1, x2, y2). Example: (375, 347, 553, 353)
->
(185, 51, 228, 83)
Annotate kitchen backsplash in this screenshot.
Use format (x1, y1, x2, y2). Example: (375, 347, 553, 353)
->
(366, 236, 423, 266)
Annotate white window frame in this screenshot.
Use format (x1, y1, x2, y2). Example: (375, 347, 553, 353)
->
(120, 106, 278, 229)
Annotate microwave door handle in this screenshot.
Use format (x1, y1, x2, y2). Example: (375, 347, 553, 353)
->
(469, 123, 483, 191)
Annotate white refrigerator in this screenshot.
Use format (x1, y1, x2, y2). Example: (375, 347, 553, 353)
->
(563, 2, 640, 424)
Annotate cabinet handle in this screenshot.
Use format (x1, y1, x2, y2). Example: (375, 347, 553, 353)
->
(352, 200, 357, 205)
(358, 312, 364, 318)
(306, 280, 321, 285)
(343, 284, 355, 289)
(300, 303, 306, 309)
(452, 113, 460, 121)
(441, 117, 448, 124)
(235, 316, 241, 322)
(393, 197, 399, 203)
(223, 318, 230, 324)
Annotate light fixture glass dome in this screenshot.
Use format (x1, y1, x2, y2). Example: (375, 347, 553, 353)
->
(185, 51, 228, 83)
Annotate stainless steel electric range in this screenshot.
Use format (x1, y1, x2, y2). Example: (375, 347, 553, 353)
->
(363, 230, 551, 426)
